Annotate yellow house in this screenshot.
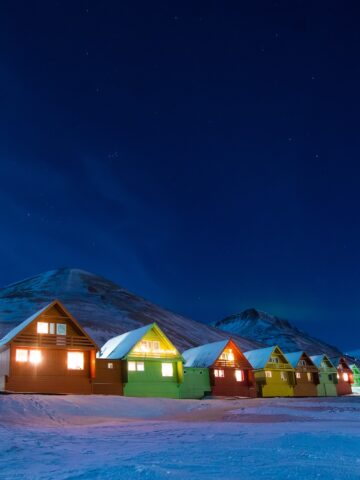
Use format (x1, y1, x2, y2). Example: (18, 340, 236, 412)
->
(244, 346, 295, 397)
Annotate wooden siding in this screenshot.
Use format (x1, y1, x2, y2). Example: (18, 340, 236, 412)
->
(209, 340, 256, 397)
(6, 346, 93, 394)
(254, 369, 295, 397)
(124, 359, 183, 398)
(179, 368, 211, 399)
(0, 348, 10, 376)
(92, 359, 123, 395)
(210, 367, 256, 397)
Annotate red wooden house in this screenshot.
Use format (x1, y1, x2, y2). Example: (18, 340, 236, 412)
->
(330, 356, 354, 396)
(0, 300, 123, 395)
(182, 339, 256, 397)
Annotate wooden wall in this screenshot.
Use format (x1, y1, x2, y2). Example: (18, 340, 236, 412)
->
(92, 359, 123, 395)
(6, 346, 93, 394)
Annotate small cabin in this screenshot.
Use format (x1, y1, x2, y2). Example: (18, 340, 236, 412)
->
(0, 300, 123, 394)
(310, 355, 338, 397)
(350, 364, 360, 389)
(285, 351, 319, 397)
(98, 323, 183, 398)
(330, 357, 354, 396)
(244, 346, 295, 397)
(182, 339, 256, 397)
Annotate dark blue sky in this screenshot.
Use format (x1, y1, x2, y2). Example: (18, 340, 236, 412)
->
(1, 1, 359, 349)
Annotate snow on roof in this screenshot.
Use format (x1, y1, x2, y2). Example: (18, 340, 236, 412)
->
(285, 351, 304, 368)
(182, 339, 229, 368)
(98, 323, 155, 359)
(330, 356, 350, 369)
(244, 346, 276, 369)
(310, 354, 334, 369)
(0, 303, 51, 347)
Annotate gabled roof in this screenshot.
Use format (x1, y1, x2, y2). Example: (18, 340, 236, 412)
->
(182, 339, 230, 368)
(285, 351, 316, 369)
(310, 354, 335, 369)
(0, 299, 97, 349)
(0, 304, 50, 347)
(351, 364, 360, 373)
(330, 356, 351, 370)
(244, 346, 280, 369)
(98, 322, 180, 360)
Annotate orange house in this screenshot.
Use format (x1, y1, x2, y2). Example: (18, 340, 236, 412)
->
(0, 300, 122, 395)
(330, 356, 354, 396)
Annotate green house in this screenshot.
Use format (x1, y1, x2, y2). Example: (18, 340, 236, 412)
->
(350, 364, 360, 388)
(179, 366, 211, 399)
(98, 323, 184, 398)
(310, 354, 338, 397)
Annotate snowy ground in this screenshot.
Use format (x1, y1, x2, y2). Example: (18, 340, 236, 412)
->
(0, 395, 360, 479)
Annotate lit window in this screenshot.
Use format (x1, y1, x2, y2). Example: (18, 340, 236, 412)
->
(280, 372, 287, 381)
(57, 324, 67, 335)
(137, 362, 145, 371)
(49, 323, 55, 334)
(337, 373, 340, 379)
(108, 363, 113, 369)
(343, 373, 349, 382)
(220, 349, 235, 362)
(128, 361, 136, 371)
(307, 372, 312, 382)
(138, 340, 161, 353)
(37, 322, 48, 334)
(67, 352, 84, 370)
(214, 369, 219, 377)
(235, 370, 244, 382)
(29, 350, 42, 365)
(162, 363, 173, 377)
(218, 369, 224, 378)
(265, 371, 272, 378)
(296, 372, 301, 379)
(16, 349, 28, 362)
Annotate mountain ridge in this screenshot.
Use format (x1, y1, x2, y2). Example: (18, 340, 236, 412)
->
(214, 308, 342, 357)
(0, 268, 261, 352)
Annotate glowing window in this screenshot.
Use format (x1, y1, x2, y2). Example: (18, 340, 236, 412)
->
(128, 361, 136, 371)
(37, 322, 48, 334)
(57, 324, 67, 335)
(137, 362, 145, 371)
(235, 370, 244, 382)
(220, 349, 235, 362)
(16, 349, 28, 362)
(280, 372, 287, 381)
(29, 350, 42, 365)
(265, 371, 272, 378)
(307, 372, 312, 382)
(337, 373, 340, 379)
(296, 372, 301, 379)
(67, 352, 84, 370)
(214, 369, 224, 378)
(162, 363, 173, 377)
(343, 373, 349, 382)
(270, 356, 279, 363)
(108, 363, 113, 369)
(49, 323, 55, 334)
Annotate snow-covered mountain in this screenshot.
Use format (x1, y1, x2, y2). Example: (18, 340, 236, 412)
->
(0, 268, 260, 352)
(214, 308, 342, 357)
(347, 349, 360, 360)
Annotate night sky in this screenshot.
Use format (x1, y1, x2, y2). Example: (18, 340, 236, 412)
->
(1, 1, 360, 350)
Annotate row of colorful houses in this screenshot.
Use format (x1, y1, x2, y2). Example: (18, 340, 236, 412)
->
(0, 300, 358, 398)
